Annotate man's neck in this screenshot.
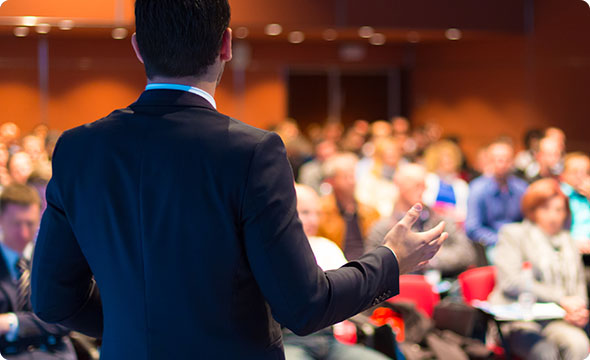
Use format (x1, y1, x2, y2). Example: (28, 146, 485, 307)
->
(147, 75, 217, 98)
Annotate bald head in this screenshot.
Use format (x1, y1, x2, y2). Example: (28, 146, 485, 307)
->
(295, 184, 321, 237)
(394, 163, 427, 211)
(537, 137, 563, 175)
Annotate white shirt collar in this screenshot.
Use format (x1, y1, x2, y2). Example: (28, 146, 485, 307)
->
(145, 83, 217, 109)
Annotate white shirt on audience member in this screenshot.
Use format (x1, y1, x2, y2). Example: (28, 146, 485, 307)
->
(308, 236, 348, 271)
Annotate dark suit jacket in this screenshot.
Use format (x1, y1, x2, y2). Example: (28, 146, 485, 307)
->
(30, 89, 400, 360)
(0, 249, 75, 360)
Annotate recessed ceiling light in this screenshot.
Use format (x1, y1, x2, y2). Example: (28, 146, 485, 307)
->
(322, 29, 338, 41)
(445, 28, 462, 41)
(58, 20, 74, 31)
(0, 0, 7, 8)
(369, 33, 386, 46)
(358, 26, 374, 39)
(264, 24, 282, 36)
(235, 27, 249, 39)
(22, 16, 37, 27)
(407, 31, 420, 43)
(288, 31, 305, 44)
(13, 27, 29, 37)
(36, 24, 51, 34)
(111, 27, 128, 40)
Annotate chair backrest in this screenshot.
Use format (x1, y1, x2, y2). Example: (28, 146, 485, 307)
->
(389, 274, 440, 318)
(458, 266, 496, 304)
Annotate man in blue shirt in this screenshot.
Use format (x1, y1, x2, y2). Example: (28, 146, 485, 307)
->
(465, 139, 528, 264)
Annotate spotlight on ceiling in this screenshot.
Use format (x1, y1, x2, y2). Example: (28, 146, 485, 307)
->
(58, 20, 75, 31)
(407, 31, 420, 44)
(369, 33, 386, 46)
(264, 24, 283, 36)
(35, 24, 51, 34)
(288, 31, 305, 44)
(13, 27, 29, 37)
(235, 27, 249, 39)
(112, 27, 128, 40)
(358, 26, 374, 39)
(22, 16, 37, 27)
(445, 28, 462, 41)
(322, 29, 338, 41)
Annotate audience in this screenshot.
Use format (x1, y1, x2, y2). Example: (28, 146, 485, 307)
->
(297, 140, 337, 195)
(356, 138, 401, 218)
(490, 179, 589, 360)
(465, 138, 528, 263)
(521, 136, 564, 183)
(0, 117, 587, 359)
(282, 184, 393, 360)
(8, 152, 34, 186)
(366, 163, 476, 278)
(515, 128, 544, 179)
(422, 140, 469, 223)
(317, 153, 380, 260)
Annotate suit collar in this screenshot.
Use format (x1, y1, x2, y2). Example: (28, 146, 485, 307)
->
(131, 89, 217, 112)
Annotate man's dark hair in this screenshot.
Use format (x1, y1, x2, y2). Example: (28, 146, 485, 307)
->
(523, 128, 543, 150)
(0, 184, 41, 214)
(135, 0, 231, 79)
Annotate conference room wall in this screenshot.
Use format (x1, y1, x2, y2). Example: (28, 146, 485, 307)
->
(1, 21, 590, 162)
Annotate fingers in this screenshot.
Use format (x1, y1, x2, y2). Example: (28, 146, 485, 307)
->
(418, 221, 445, 244)
(429, 232, 448, 247)
(398, 203, 423, 229)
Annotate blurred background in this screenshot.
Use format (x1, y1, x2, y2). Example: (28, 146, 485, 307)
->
(1, 0, 590, 163)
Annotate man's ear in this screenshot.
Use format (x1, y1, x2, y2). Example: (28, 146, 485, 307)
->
(131, 33, 145, 64)
(220, 28, 232, 62)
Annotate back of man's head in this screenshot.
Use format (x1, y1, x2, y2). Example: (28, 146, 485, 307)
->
(135, 0, 231, 79)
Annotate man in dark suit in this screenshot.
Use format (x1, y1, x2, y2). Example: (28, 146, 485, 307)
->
(30, 1, 447, 359)
(0, 184, 76, 359)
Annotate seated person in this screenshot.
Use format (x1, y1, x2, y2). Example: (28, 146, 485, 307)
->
(283, 184, 395, 360)
(422, 140, 469, 224)
(318, 153, 380, 260)
(465, 138, 528, 263)
(560, 152, 590, 251)
(489, 179, 589, 360)
(366, 163, 476, 278)
(0, 184, 77, 359)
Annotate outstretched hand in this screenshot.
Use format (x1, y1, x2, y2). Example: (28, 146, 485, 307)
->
(384, 203, 448, 274)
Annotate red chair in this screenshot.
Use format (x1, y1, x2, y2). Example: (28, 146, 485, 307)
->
(388, 275, 440, 318)
(458, 266, 496, 304)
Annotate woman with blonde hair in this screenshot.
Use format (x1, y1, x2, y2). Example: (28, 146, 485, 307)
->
(422, 140, 469, 223)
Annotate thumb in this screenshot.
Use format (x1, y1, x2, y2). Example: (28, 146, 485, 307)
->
(399, 203, 422, 229)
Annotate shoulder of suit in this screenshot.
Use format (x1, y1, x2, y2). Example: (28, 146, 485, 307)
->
(60, 109, 275, 151)
(226, 117, 273, 145)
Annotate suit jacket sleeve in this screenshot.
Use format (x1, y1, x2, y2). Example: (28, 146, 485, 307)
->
(241, 132, 399, 336)
(30, 137, 103, 338)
